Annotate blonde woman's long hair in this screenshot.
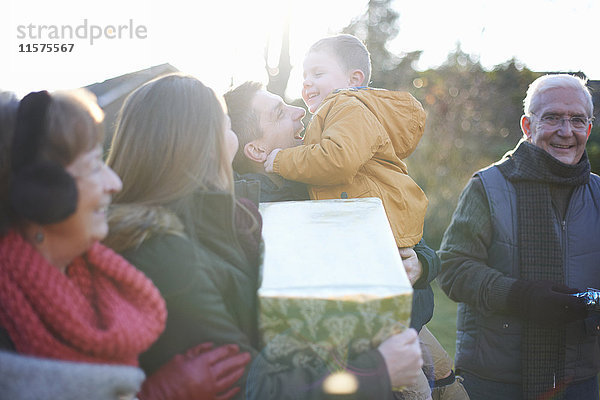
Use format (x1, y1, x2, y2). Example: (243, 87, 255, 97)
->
(107, 73, 234, 209)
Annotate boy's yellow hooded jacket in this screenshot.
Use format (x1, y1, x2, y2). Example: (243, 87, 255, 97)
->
(273, 87, 428, 247)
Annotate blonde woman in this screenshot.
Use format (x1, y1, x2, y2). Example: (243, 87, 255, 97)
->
(106, 73, 256, 400)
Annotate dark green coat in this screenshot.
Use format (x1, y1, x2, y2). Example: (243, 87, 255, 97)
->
(108, 189, 394, 400)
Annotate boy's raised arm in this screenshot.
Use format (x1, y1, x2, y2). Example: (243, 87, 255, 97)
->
(271, 101, 387, 185)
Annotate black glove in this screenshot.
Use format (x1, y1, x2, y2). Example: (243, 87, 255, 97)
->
(507, 280, 588, 326)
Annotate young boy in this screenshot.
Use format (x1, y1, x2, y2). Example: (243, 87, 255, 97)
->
(264, 34, 428, 249)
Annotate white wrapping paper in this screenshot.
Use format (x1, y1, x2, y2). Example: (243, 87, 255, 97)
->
(258, 198, 413, 371)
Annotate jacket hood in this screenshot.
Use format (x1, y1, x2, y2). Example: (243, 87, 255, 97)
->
(324, 88, 426, 159)
(104, 204, 185, 253)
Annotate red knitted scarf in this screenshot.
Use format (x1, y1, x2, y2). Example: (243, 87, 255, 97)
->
(0, 230, 167, 366)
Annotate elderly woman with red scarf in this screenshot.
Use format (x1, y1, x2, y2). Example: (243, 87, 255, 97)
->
(0, 89, 249, 400)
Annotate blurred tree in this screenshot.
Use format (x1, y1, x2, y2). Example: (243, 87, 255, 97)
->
(342, 0, 420, 89)
(265, 16, 292, 100)
(408, 46, 542, 248)
(586, 80, 600, 173)
(588, 124, 600, 173)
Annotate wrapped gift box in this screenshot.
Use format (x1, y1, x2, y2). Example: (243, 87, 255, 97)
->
(258, 198, 413, 372)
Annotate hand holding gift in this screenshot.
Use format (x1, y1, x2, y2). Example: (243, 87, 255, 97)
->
(378, 328, 423, 388)
(508, 280, 588, 326)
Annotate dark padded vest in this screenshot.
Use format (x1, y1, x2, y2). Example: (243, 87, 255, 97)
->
(455, 165, 600, 383)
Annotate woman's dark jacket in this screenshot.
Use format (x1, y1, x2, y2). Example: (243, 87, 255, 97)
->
(107, 188, 394, 400)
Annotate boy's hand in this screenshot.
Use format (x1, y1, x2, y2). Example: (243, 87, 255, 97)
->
(264, 148, 281, 173)
(399, 247, 422, 286)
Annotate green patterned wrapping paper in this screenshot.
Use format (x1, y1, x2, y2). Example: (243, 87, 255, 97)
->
(259, 293, 412, 372)
(258, 198, 413, 372)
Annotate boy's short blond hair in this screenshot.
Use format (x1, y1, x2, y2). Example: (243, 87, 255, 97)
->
(308, 34, 371, 86)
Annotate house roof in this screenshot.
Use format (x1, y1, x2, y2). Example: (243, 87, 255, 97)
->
(85, 63, 179, 108)
(84, 63, 179, 147)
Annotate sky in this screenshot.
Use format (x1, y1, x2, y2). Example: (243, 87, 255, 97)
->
(2, 0, 599, 100)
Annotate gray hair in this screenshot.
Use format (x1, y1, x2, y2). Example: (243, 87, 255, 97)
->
(524, 74, 593, 118)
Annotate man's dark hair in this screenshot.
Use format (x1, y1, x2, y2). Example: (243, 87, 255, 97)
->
(224, 81, 263, 174)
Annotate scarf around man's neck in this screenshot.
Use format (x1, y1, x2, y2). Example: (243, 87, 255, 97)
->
(0, 230, 167, 366)
(497, 141, 590, 399)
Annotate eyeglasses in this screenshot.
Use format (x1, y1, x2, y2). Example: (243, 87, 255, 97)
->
(530, 112, 592, 130)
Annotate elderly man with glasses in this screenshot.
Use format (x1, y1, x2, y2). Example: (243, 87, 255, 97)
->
(438, 74, 600, 400)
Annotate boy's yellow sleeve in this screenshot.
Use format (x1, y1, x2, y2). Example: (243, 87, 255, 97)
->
(273, 100, 387, 185)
